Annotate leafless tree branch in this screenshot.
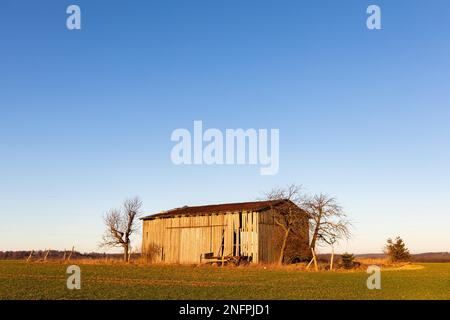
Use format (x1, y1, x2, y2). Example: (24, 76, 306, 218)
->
(304, 193, 352, 250)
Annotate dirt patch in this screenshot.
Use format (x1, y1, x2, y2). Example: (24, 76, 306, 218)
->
(383, 264, 425, 271)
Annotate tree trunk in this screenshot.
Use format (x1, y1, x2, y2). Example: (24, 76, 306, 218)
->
(310, 215, 322, 252)
(330, 244, 334, 271)
(278, 228, 290, 265)
(123, 243, 129, 262)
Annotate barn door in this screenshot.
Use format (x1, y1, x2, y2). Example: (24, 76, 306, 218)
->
(179, 228, 202, 264)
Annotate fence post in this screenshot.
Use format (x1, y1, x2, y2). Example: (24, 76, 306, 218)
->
(67, 246, 74, 262)
(26, 250, 34, 262)
(43, 249, 50, 261)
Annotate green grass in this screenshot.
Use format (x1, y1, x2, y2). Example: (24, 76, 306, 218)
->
(0, 261, 449, 299)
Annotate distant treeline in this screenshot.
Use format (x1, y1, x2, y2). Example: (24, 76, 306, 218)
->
(1, 250, 449, 262)
(410, 252, 450, 263)
(317, 252, 450, 263)
(0, 250, 125, 260)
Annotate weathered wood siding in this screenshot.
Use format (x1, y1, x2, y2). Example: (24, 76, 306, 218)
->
(142, 211, 260, 264)
(142, 208, 309, 264)
(258, 209, 281, 263)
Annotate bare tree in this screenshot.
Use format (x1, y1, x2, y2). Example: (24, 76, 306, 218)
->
(304, 193, 351, 267)
(100, 197, 143, 262)
(263, 184, 308, 265)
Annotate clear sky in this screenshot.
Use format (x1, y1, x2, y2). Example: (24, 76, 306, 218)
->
(1, 0, 449, 254)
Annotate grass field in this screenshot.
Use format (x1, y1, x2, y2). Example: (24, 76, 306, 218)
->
(0, 261, 449, 300)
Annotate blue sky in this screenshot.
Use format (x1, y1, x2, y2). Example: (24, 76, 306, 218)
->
(1, 0, 449, 254)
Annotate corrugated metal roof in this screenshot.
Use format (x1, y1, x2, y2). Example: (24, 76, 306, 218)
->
(141, 200, 287, 220)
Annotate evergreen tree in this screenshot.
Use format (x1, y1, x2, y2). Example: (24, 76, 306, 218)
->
(384, 236, 411, 262)
(340, 252, 355, 269)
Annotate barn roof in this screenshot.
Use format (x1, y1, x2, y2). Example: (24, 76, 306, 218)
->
(141, 200, 288, 220)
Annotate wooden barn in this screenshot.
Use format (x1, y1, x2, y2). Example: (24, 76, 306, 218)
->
(141, 200, 309, 264)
